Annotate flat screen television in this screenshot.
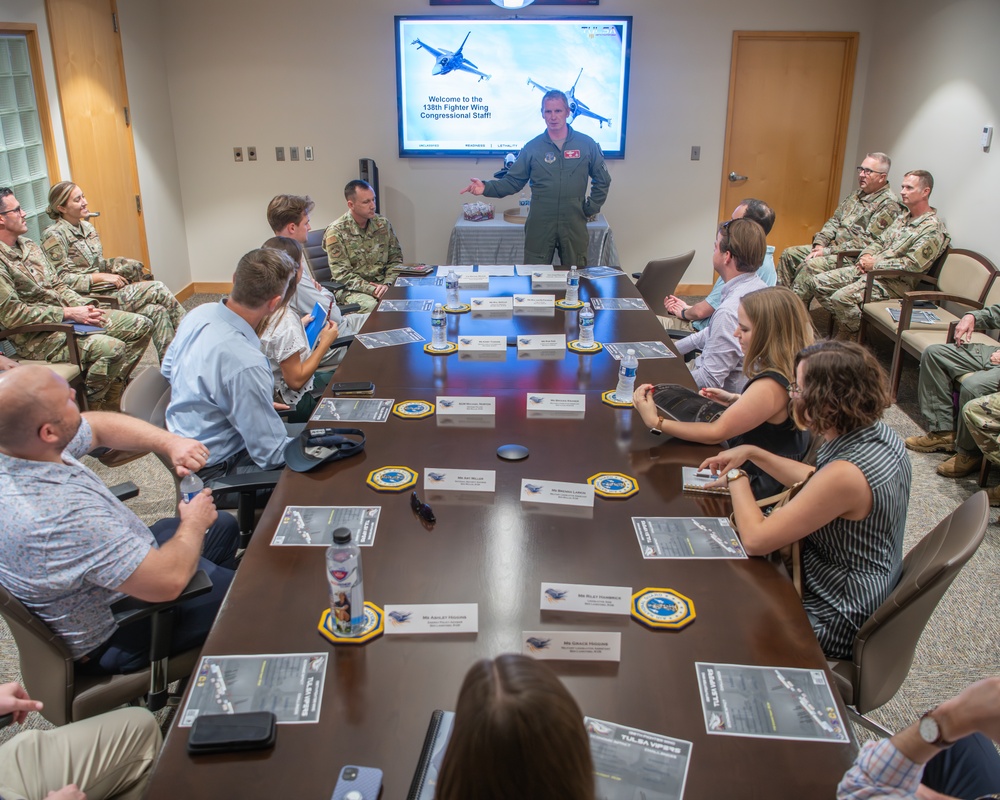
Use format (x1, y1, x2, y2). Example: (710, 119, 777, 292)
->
(395, 15, 632, 159)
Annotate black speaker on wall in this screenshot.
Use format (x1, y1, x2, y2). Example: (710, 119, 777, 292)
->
(359, 158, 380, 214)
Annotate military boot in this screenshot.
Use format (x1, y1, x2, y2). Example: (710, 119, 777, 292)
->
(936, 452, 982, 478)
(97, 380, 126, 413)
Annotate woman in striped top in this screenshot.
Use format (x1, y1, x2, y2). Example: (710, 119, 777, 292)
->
(701, 340, 911, 659)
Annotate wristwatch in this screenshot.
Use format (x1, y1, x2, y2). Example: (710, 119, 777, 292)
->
(649, 415, 665, 435)
(680, 307, 687, 321)
(918, 708, 953, 748)
(726, 468, 749, 485)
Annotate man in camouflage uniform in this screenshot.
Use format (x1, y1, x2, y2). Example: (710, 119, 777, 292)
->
(40, 215, 184, 361)
(778, 152, 901, 305)
(905, 304, 1000, 492)
(0, 189, 151, 409)
(812, 170, 949, 335)
(964, 393, 1000, 504)
(322, 180, 402, 314)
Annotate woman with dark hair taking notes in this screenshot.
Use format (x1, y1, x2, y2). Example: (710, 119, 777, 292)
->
(701, 340, 911, 659)
(633, 286, 814, 499)
(436, 654, 595, 800)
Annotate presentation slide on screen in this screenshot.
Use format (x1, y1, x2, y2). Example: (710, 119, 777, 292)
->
(396, 17, 630, 157)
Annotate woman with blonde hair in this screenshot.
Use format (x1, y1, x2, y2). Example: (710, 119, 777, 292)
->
(41, 181, 184, 360)
(633, 285, 814, 498)
(436, 654, 595, 800)
(701, 340, 910, 659)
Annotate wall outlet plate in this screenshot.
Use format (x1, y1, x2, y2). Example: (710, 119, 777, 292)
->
(275, 146, 285, 162)
(247, 146, 257, 161)
(691, 145, 701, 161)
(233, 146, 243, 162)
(305, 146, 314, 161)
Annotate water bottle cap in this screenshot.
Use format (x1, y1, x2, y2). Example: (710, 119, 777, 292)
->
(332, 527, 353, 545)
(626, 348, 635, 355)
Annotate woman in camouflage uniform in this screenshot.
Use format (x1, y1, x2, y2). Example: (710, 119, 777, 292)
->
(40, 182, 184, 360)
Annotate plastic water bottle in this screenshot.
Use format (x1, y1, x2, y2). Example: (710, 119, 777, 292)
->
(615, 348, 638, 402)
(579, 302, 595, 346)
(431, 303, 447, 349)
(446, 270, 460, 309)
(179, 472, 204, 503)
(519, 189, 530, 216)
(566, 266, 580, 305)
(327, 527, 365, 637)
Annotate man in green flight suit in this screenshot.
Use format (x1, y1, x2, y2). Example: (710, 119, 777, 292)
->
(461, 90, 612, 266)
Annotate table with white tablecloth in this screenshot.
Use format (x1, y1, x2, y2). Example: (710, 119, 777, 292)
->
(446, 212, 619, 266)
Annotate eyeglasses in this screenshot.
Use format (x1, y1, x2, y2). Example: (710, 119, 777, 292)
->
(787, 382, 802, 397)
(856, 166, 887, 177)
(410, 491, 436, 524)
(0, 205, 24, 216)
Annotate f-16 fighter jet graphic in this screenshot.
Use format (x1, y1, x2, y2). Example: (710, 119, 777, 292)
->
(411, 32, 491, 82)
(527, 68, 611, 128)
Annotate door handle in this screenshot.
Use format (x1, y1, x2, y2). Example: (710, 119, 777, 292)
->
(728, 171, 748, 182)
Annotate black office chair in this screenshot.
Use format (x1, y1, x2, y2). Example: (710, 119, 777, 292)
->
(121, 367, 283, 548)
(631, 250, 697, 312)
(0, 567, 211, 725)
(303, 229, 362, 314)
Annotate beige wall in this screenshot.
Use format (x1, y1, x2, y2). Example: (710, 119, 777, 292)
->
(857, 0, 1000, 257)
(116, 0, 874, 287)
(10, 0, 999, 290)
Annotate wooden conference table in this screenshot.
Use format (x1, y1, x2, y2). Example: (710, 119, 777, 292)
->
(147, 270, 856, 799)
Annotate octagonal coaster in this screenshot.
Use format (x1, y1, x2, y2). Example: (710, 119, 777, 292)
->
(423, 341, 457, 355)
(601, 390, 632, 408)
(568, 339, 603, 354)
(588, 471, 639, 499)
(444, 303, 471, 314)
(366, 465, 419, 492)
(318, 601, 383, 645)
(393, 400, 435, 419)
(555, 299, 584, 310)
(631, 588, 696, 630)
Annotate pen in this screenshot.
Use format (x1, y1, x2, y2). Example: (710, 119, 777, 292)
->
(326, 298, 334, 321)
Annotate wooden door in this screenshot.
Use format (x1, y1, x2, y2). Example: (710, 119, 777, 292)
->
(44, 0, 148, 264)
(719, 31, 858, 264)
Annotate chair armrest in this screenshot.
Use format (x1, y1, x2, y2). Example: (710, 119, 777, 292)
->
(0, 322, 83, 366)
(81, 294, 122, 309)
(947, 320, 959, 344)
(862, 269, 937, 303)
(110, 569, 213, 627)
(110, 481, 140, 502)
(632, 271, 642, 280)
(206, 469, 283, 494)
(331, 334, 354, 350)
(0, 713, 13, 729)
(666, 329, 691, 341)
(834, 250, 862, 268)
(338, 303, 362, 315)
(320, 280, 346, 293)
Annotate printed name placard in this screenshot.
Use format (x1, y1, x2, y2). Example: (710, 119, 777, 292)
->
(531, 272, 569, 288)
(436, 396, 496, 415)
(384, 604, 478, 634)
(522, 631, 621, 661)
(476, 264, 515, 276)
(424, 468, 496, 492)
(470, 297, 513, 311)
(513, 294, 556, 308)
(516, 334, 567, 351)
(516, 264, 553, 275)
(457, 336, 507, 352)
(540, 582, 631, 615)
(458, 273, 489, 289)
(520, 479, 595, 507)
(526, 393, 585, 414)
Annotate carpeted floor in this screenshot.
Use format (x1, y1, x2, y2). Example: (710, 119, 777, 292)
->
(1, 295, 997, 750)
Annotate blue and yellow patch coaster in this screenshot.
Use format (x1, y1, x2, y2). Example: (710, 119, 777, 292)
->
(555, 299, 584, 310)
(444, 303, 471, 314)
(392, 400, 435, 419)
(631, 588, 696, 630)
(567, 339, 603, 353)
(601, 390, 632, 407)
(423, 341, 457, 355)
(366, 465, 419, 492)
(318, 601, 384, 645)
(588, 472, 639, 499)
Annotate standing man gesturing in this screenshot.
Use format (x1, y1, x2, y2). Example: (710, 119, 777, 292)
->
(461, 90, 611, 266)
